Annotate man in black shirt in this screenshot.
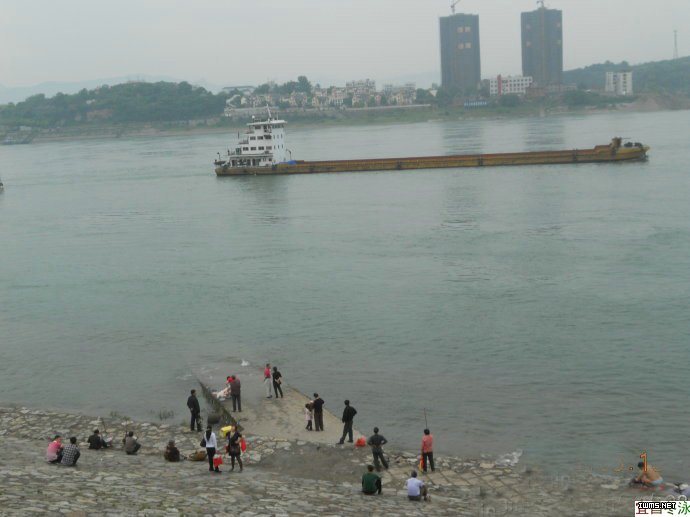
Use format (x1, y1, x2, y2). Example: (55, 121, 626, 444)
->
(312, 393, 325, 431)
(187, 389, 202, 432)
(87, 429, 108, 450)
(338, 400, 357, 445)
(367, 427, 389, 471)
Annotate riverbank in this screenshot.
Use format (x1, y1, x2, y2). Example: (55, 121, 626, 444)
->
(0, 400, 657, 516)
(5, 95, 688, 145)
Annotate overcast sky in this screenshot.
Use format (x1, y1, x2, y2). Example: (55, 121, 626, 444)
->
(1, 0, 688, 88)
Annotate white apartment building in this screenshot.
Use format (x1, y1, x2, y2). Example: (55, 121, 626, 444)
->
(345, 79, 376, 96)
(605, 71, 633, 95)
(489, 75, 533, 96)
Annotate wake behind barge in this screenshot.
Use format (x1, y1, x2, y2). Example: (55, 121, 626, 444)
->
(214, 116, 649, 176)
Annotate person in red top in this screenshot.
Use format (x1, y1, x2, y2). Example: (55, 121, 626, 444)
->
(263, 363, 273, 398)
(421, 428, 435, 472)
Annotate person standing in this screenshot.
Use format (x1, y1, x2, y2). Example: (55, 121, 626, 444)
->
(312, 393, 325, 431)
(304, 402, 314, 431)
(60, 437, 81, 467)
(46, 435, 63, 464)
(229, 375, 242, 412)
(421, 428, 435, 472)
(367, 427, 389, 471)
(272, 366, 284, 398)
(264, 363, 273, 398)
(227, 430, 243, 471)
(203, 426, 221, 473)
(187, 389, 202, 432)
(338, 400, 357, 445)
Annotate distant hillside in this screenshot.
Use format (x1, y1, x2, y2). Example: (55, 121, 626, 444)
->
(564, 56, 690, 95)
(0, 82, 227, 128)
(0, 76, 226, 104)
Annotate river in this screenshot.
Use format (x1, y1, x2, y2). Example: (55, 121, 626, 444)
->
(1, 110, 688, 479)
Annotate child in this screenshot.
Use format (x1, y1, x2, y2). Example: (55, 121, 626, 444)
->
(305, 402, 314, 431)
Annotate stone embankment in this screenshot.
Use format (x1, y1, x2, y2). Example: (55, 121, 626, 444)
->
(0, 404, 648, 516)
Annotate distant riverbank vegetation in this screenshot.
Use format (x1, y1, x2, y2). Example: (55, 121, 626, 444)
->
(1, 56, 689, 137)
(564, 56, 690, 95)
(0, 81, 227, 128)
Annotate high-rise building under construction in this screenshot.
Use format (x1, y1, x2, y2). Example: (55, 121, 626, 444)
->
(521, 6, 563, 86)
(439, 13, 481, 93)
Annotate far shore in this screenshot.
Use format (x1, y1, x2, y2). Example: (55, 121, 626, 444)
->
(6, 98, 689, 146)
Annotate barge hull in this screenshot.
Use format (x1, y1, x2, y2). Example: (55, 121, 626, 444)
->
(215, 144, 648, 176)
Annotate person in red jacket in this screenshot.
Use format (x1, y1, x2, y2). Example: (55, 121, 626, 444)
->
(263, 363, 273, 398)
(421, 428, 435, 472)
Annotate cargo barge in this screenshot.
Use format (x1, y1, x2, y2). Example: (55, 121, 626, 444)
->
(214, 114, 649, 176)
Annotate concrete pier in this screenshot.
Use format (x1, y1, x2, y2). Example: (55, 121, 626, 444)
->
(194, 362, 363, 445)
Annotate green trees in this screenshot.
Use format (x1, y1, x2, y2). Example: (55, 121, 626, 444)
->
(296, 76, 312, 94)
(563, 56, 690, 94)
(0, 81, 228, 127)
(253, 76, 313, 97)
(433, 88, 453, 107)
(499, 94, 520, 107)
(415, 88, 434, 104)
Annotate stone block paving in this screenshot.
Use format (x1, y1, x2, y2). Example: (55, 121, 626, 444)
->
(0, 407, 646, 515)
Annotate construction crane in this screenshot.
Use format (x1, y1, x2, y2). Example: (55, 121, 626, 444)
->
(451, 0, 461, 14)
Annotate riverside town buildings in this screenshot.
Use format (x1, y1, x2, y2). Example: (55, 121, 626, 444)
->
(605, 71, 633, 96)
(489, 75, 534, 97)
(521, 5, 563, 86)
(223, 79, 418, 117)
(439, 13, 481, 93)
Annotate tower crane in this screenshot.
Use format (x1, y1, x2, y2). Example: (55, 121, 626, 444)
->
(451, 0, 461, 14)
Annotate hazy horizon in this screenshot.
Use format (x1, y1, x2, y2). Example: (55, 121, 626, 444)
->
(1, 0, 688, 90)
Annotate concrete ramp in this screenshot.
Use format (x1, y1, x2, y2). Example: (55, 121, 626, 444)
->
(193, 362, 362, 445)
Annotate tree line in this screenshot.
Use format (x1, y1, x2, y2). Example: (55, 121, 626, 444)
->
(0, 81, 227, 128)
(563, 56, 690, 95)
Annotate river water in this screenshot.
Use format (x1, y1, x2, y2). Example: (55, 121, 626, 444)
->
(1, 110, 689, 479)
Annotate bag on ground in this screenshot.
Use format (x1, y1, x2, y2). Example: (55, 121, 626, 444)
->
(189, 450, 207, 461)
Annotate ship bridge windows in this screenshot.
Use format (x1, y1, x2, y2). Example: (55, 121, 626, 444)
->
(250, 136, 256, 140)
(250, 147, 256, 150)
(257, 136, 264, 140)
(264, 135, 272, 139)
(258, 146, 265, 150)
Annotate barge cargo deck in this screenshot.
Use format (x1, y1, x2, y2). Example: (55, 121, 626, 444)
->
(213, 115, 649, 176)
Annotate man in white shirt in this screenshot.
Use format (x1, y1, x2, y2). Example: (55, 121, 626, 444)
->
(405, 471, 428, 501)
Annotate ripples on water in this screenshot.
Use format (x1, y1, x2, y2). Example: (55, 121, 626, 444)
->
(1, 111, 689, 478)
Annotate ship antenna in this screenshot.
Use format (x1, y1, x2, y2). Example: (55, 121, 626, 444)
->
(266, 104, 272, 121)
